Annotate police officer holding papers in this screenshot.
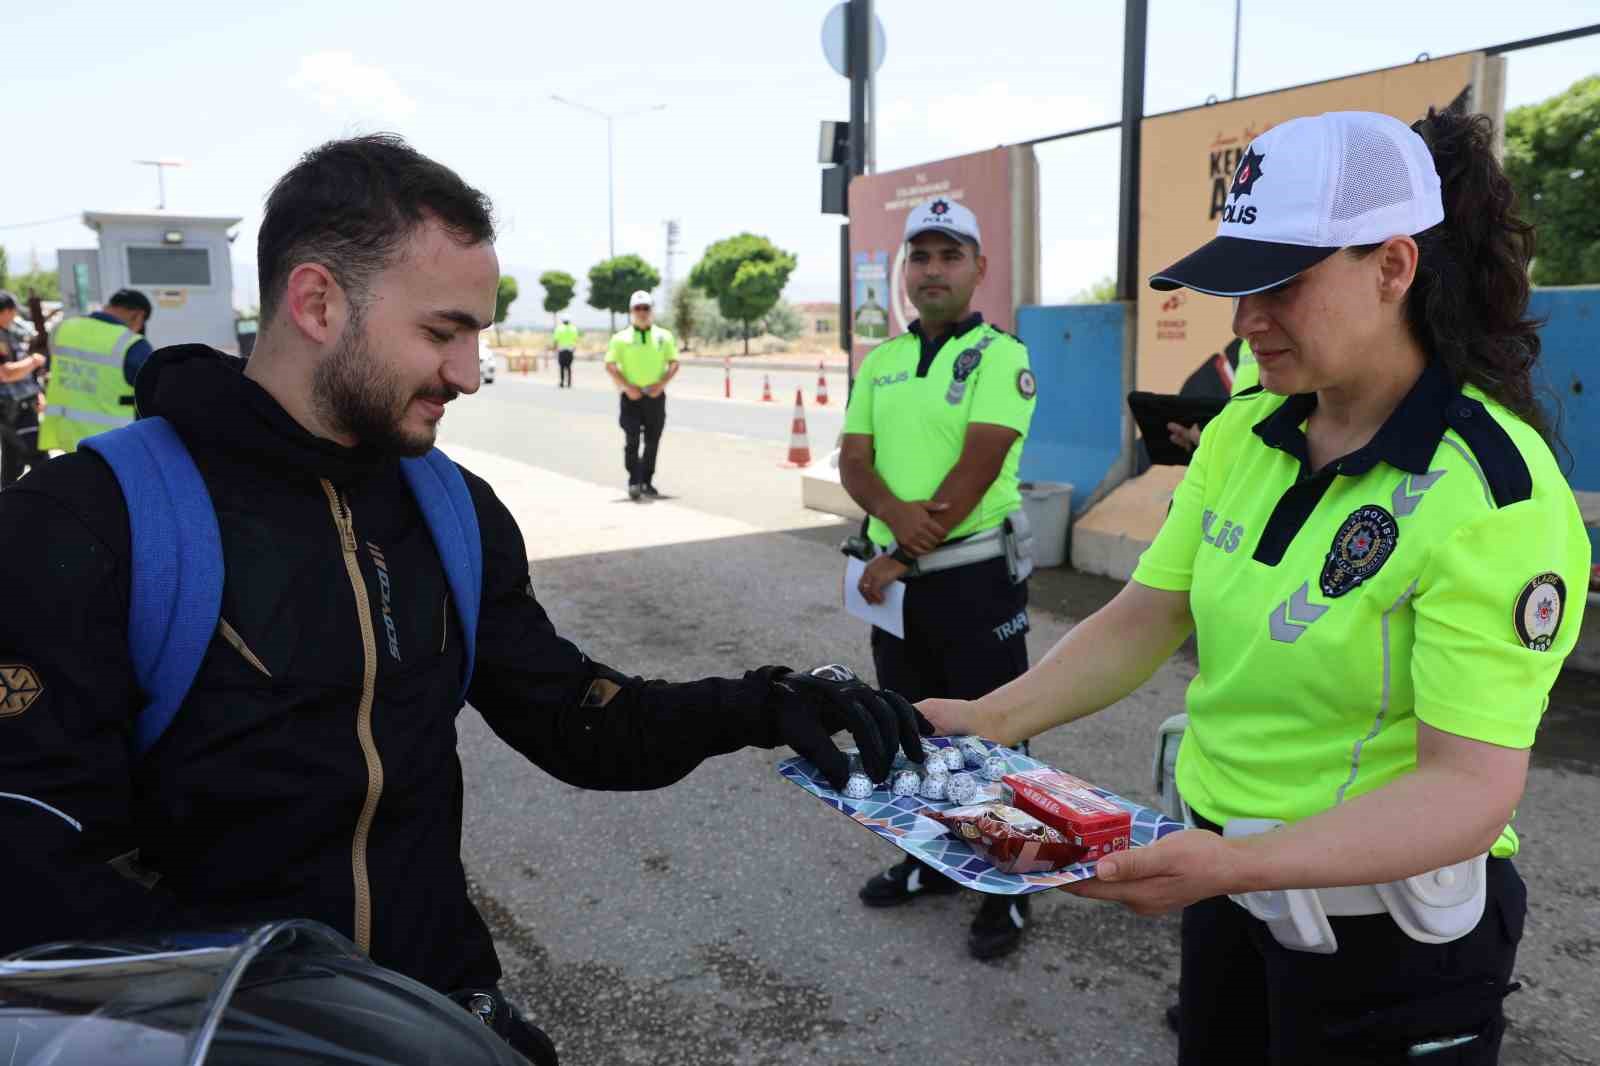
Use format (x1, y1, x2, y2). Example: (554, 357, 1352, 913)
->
(920, 110, 1589, 1063)
(841, 196, 1040, 959)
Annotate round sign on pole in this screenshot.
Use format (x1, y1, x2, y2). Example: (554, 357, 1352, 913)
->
(821, 3, 886, 78)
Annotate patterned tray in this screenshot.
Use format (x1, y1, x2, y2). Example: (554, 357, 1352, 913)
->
(778, 737, 1186, 895)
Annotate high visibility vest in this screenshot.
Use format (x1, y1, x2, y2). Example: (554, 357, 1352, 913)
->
(39, 316, 138, 452)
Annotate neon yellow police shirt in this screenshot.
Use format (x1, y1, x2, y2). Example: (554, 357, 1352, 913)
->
(1133, 361, 1589, 857)
(844, 316, 1037, 548)
(606, 325, 677, 387)
(554, 323, 580, 350)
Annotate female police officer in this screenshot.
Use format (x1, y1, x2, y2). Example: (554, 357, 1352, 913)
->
(919, 109, 1589, 1064)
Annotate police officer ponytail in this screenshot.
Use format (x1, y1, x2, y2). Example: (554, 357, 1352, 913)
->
(1352, 107, 1551, 443)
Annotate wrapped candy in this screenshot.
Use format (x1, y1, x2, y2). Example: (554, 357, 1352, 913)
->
(890, 769, 922, 797)
(944, 772, 981, 806)
(939, 746, 964, 773)
(957, 737, 990, 769)
(843, 773, 875, 800)
(980, 753, 1011, 782)
(928, 802, 1078, 874)
(918, 770, 948, 801)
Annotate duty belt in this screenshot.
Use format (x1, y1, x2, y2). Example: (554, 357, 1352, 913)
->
(895, 509, 1035, 584)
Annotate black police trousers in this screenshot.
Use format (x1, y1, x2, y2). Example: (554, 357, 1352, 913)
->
(557, 350, 573, 387)
(0, 397, 44, 488)
(869, 555, 1030, 703)
(1178, 842, 1525, 1065)
(619, 392, 665, 486)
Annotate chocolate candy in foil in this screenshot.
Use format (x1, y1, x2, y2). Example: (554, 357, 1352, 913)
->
(980, 753, 1011, 782)
(944, 772, 981, 806)
(890, 769, 922, 797)
(939, 746, 964, 772)
(843, 773, 875, 800)
(918, 771, 949, 800)
(957, 737, 990, 769)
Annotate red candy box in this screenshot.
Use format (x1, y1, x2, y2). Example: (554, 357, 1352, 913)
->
(1002, 769, 1132, 864)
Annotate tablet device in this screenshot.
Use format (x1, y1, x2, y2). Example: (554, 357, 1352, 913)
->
(1127, 391, 1228, 467)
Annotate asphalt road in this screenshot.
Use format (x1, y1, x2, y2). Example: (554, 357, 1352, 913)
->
(436, 372, 1599, 1066)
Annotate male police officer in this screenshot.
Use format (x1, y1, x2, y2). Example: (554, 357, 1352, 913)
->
(0, 135, 926, 1064)
(552, 315, 580, 388)
(605, 290, 678, 500)
(0, 291, 48, 486)
(37, 289, 155, 452)
(841, 197, 1039, 959)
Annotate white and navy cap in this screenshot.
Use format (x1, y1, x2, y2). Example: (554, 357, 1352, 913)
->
(1150, 111, 1444, 297)
(904, 197, 981, 248)
(629, 290, 654, 308)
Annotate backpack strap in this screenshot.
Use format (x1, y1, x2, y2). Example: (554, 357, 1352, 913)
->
(400, 449, 482, 701)
(81, 418, 224, 757)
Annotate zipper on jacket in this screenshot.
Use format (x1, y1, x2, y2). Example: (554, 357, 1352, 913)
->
(321, 479, 383, 953)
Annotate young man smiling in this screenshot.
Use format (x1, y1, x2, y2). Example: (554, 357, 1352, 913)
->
(0, 135, 927, 1063)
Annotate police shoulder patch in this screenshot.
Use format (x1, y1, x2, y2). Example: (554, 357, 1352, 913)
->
(1320, 505, 1398, 598)
(1514, 572, 1566, 651)
(0, 664, 44, 719)
(1017, 368, 1037, 400)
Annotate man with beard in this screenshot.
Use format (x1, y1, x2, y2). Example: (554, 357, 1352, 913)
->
(0, 135, 927, 1065)
(841, 197, 1040, 960)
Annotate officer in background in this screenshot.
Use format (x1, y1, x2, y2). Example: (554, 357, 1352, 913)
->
(552, 315, 580, 388)
(38, 289, 155, 453)
(605, 290, 678, 501)
(841, 197, 1039, 959)
(0, 291, 48, 486)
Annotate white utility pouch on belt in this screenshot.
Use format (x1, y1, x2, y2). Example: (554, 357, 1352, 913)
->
(1150, 713, 1191, 825)
(1223, 819, 1490, 954)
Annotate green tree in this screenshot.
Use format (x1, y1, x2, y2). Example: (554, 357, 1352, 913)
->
(760, 299, 803, 341)
(0, 246, 9, 290)
(587, 255, 660, 328)
(1071, 275, 1117, 303)
(6, 267, 60, 302)
(493, 276, 519, 344)
(538, 270, 576, 329)
(688, 234, 796, 354)
(670, 283, 700, 351)
(1505, 75, 1600, 285)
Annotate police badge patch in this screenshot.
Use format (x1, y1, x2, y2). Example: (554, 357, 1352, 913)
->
(1320, 505, 1398, 598)
(1514, 572, 1566, 651)
(1017, 368, 1037, 400)
(945, 334, 993, 405)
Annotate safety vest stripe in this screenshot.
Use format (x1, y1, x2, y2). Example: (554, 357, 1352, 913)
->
(47, 405, 134, 428)
(53, 344, 128, 370)
(110, 330, 140, 360)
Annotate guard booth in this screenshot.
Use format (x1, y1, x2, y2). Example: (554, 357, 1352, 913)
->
(57, 210, 242, 353)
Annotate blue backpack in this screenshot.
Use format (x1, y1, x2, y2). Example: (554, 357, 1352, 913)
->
(81, 417, 482, 757)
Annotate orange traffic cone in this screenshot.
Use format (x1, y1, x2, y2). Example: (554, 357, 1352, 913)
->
(816, 361, 829, 405)
(781, 389, 812, 468)
(761, 375, 774, 403)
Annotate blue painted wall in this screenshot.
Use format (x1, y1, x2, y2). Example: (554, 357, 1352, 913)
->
(1016, 302, 1129, 516)
(1529, 286, 1600, 556)
(1019, 287, 1600, 547)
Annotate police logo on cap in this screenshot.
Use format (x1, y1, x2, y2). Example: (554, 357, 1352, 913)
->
(1514, 572, 1566, 651)
(931, 199, 950, 216)
(1231, 147, 1266, 198)
(1320, 505, 1398, 598)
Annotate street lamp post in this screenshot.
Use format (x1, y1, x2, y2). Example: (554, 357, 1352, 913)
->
(550, 96, 666, 329)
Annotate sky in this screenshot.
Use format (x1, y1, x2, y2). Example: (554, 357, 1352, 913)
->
(4, 0, 1596, 328)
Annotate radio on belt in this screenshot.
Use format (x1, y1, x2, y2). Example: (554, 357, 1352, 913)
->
(1002, 769, 1132, 864)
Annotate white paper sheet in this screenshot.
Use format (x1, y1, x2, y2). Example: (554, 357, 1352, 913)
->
(843, 556, 906, 639)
